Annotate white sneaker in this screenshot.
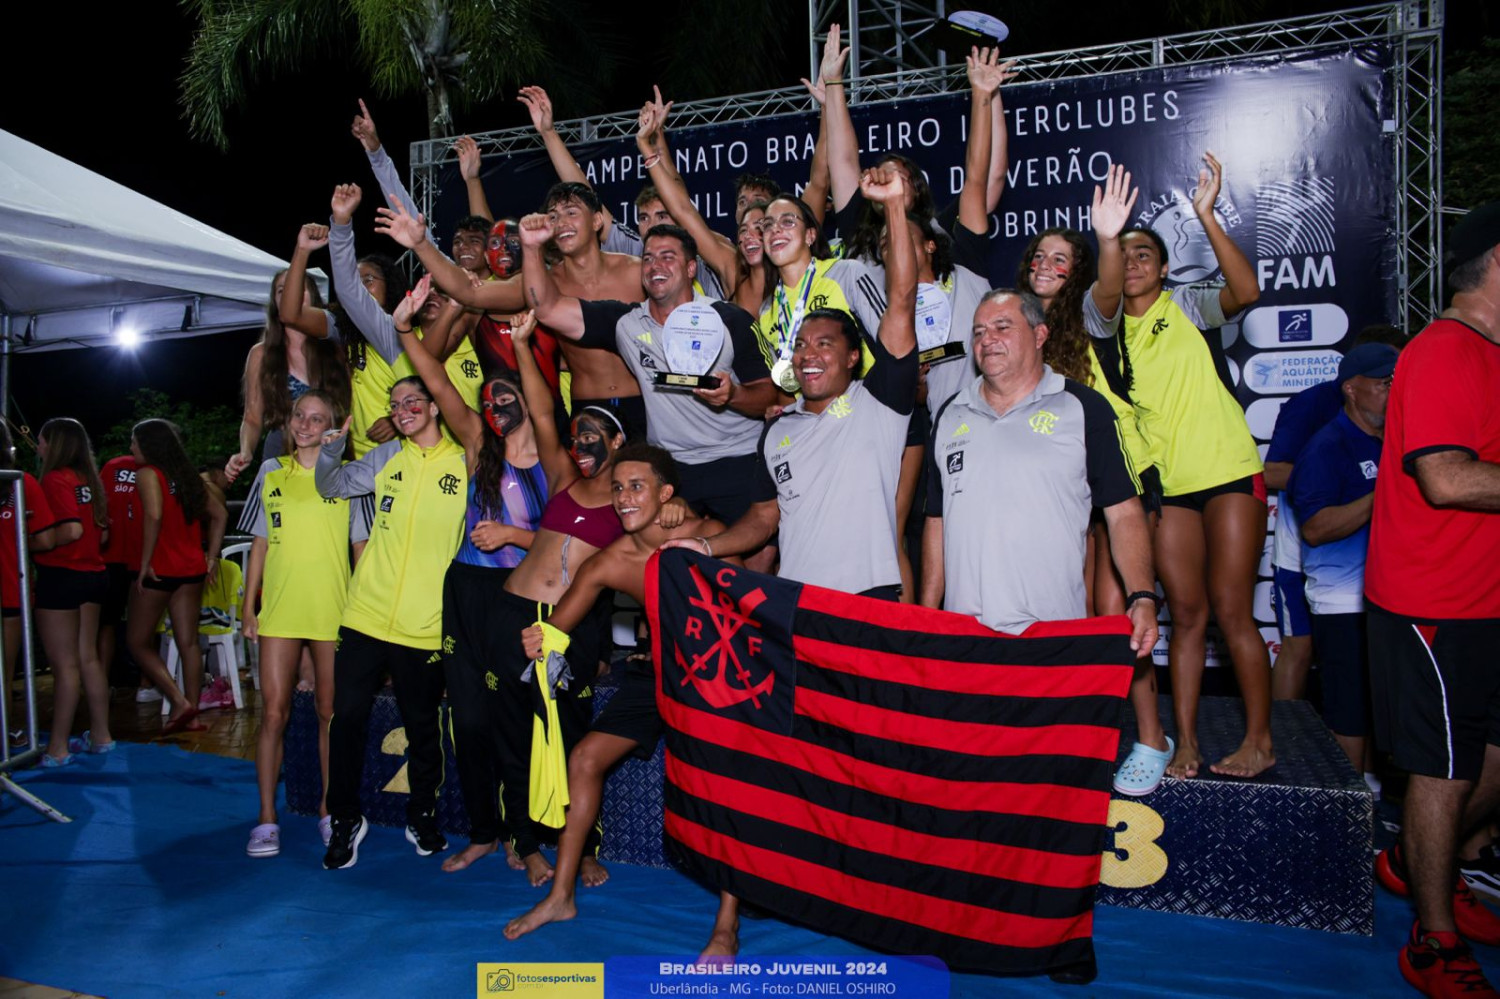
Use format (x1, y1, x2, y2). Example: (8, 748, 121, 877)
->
(135, 688, 163, 703)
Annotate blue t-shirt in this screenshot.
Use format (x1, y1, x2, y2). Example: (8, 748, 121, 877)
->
(1266, 380, 1343, 464)
(1268, 379, 1343, 574)
(1286, 409, 1382, 614)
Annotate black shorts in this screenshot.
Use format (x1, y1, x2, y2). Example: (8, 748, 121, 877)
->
(859, 584, 902, 603)
(2, 607, 18, 619)
(1309, 611, 1369, 739)
(142, 573, 207, 594)
(34, 565, 109, 611)
(1161, 472, 1266, 513)
(678, 452, 763, 527)
(101, 562, 133, 622)
(592, 658, 662, 760)
(572, 395, 648, 445)
(1368, 601, 1500, 781)
(1138, 466, 1165, 518)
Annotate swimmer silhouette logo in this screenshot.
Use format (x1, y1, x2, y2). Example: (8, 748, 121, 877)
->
(1137, 185, 1244, 285)
(662, 552, 796, 733)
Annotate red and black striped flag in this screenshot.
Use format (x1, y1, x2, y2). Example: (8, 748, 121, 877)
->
(644, 548, 1136, 976)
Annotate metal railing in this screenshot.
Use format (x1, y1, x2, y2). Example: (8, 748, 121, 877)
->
(0, 469, 71, 822)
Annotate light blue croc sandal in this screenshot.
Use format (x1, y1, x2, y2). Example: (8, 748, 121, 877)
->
(1113, 736, 1175, 797)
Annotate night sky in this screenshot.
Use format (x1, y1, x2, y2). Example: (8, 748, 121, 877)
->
(2, 2, 1491, 454)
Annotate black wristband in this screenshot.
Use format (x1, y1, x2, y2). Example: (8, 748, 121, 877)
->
(394, 325, 413, 334)
(1125, 591, 1160, 610)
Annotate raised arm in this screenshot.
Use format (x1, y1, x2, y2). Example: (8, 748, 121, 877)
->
(454, 135, 494, 221)
(393, 276, 483, 449)
(509, 310, 573, 487)
(519, 85, 620, 238)
(518, 213, 587, 339)
(862, 167, 916, 358)
(812, 25, 861, 212)
(803, 95, 832, 227)
(959, 47, 1014, 235)
(985, 66, 1011, 214)
(328, 183, 402, 364)
(374, 199, 525, 312)
(1193, 151, 1260, 316)
(637, 90, 740, 290)
(279, 225, 332, 338)
(1090, 164, 1139, 320)
(352, 98, 435, 235)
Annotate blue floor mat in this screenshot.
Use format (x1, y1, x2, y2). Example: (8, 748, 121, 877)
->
(0, 742, 1458, 998)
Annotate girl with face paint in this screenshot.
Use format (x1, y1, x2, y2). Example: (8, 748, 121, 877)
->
(390, 278, 548, 873)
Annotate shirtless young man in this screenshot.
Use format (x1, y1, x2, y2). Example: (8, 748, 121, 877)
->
(378, 182, 650, 436)
(502, 444, 743, 959)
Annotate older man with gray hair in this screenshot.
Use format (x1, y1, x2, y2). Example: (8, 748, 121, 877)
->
(920, 287, 1157, 655)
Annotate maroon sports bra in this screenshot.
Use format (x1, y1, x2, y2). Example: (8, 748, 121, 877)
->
(538, 484, 624, 551)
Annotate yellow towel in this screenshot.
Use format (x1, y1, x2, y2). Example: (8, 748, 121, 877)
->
(528, 618, 572, 827)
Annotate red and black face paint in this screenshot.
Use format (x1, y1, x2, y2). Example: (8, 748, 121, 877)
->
(481, 380, 524, 437)
(486, 219, 522, 278)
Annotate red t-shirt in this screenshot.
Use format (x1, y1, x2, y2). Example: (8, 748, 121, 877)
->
(141, 465, 206, 578)
(100, 455, 143, 570)
(1366, 319, 1500, 618)
(0, 472, 59, 609)
(33, 468, 106, 572)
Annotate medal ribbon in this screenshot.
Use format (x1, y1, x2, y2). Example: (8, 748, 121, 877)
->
(774, 261, 819, 361)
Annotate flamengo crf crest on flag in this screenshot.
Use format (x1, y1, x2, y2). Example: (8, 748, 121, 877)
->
(644, 548, 1138, 976)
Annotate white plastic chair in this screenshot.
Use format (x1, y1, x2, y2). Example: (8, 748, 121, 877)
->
(158, 544, 251, 713)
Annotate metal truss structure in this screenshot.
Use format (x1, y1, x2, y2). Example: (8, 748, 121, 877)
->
(409, 1, 1444, 324)
(808, 0, 948, 81)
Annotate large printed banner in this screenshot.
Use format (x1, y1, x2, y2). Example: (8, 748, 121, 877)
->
(441, 45, 1396, 661)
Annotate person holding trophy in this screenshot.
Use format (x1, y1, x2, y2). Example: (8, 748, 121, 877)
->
(517, 218, 781, 527)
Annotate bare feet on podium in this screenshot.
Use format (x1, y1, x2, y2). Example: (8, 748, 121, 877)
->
(581, 855, 611, 887)
(504, 891, 577, 940)
(1166, 739, 1202, 780)
(1210, 740, 1276, 779)
(522, 851, 556, 887)
(504, 841, 526, 870)
(442, 839, 498, 872)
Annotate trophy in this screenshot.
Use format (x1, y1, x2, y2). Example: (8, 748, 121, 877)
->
(654, 301, 726, 390)
(914, 283, 965, 365)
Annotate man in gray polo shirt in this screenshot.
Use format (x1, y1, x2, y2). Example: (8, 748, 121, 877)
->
(675, 167, 918, 600)
(922, 288, 1158, 653)
(521, 217, 779, 525)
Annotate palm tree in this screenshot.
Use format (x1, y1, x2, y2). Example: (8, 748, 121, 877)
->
(178, 0, 590, 148)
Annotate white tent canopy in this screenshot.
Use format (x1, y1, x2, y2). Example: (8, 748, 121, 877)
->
(0, 128, 318, 354)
